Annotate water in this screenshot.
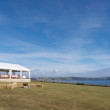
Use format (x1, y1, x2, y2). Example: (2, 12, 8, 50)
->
(52, 80, 110, 86)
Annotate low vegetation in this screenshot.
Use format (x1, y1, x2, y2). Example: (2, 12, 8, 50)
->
(0, 82, 110, 110)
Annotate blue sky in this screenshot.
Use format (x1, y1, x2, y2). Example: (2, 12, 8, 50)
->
(0, 0, 110, 77)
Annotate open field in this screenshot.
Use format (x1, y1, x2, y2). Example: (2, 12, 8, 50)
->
(0, 82, 110, 110)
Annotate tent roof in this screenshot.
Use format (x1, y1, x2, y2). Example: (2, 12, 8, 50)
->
(0, 62, 30, 72)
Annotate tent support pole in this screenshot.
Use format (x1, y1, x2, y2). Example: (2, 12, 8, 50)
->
(9, 70, 12, 79)
(29, 71, 30, 79)
(20, 71, 22, 79)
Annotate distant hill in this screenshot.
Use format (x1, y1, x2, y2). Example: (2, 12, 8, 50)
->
(34, 76, 110, 81)
(74, 67, 110, 77)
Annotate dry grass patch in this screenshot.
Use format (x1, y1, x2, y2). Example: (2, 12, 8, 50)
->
(0, 82, 110, 110)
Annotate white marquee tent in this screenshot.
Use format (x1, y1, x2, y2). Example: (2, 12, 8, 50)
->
(0, 62, 31, 82)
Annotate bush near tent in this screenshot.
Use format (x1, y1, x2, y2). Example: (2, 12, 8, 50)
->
(29, 84, 43, 88)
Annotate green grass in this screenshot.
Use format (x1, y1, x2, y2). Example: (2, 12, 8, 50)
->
(0, 82, 110, 110)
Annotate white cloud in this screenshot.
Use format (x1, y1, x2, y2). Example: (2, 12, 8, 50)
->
(0, 50, 110, 73)
(0, 34, 110, 75)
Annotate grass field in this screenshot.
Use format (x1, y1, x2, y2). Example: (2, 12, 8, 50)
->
(0, 82, 110, 110)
